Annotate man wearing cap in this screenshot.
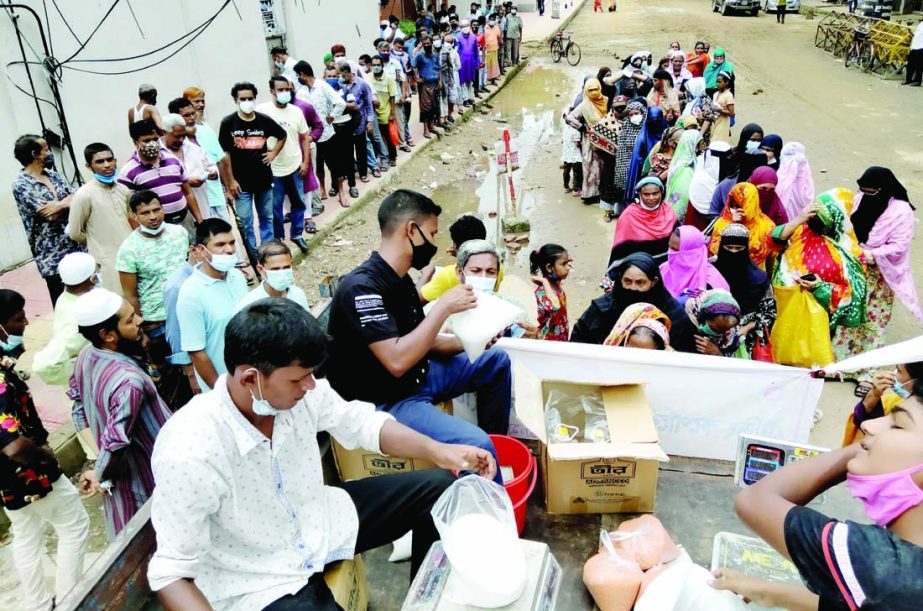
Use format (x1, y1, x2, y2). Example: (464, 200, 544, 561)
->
(33, 253, 98, 388)
(128, 83, 163, 133)
(0, 290, 90, 611)
(176, 219, 248, 391)
(70, 288, 172, 541)
(66, 142, 133, 294)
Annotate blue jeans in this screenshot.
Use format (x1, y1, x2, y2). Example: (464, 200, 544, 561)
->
(402, 97, 413, 142)
(366, 121, 384, 170)
(271, 171, 306, 239)
(378, 348, 512, 485)
(234, 189, 273, 249)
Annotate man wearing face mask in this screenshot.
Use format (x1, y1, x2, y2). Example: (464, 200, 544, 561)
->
(256, 77, 312, 253)
(117, 190, 190, 378)
(336, 62, 376, 199)
(176, 219, 248, 391)
(66, 142, 133, 294)
(412, 35, 443, 139)
(217, 82, 287, 251)
(118, 119, 203, 241)
(505, 4, 522, 66)
(0, 290, 29, 360)
(33, 253, 98, 387)
(327, 189, 513, 485)
(235, 240, 309, 312)
(714, 386, 923, 610)
(168, 97, 227, 221)
(270, 46, 298, 85)
(71, 288, 172, 541)
(457, 19, 479, 105)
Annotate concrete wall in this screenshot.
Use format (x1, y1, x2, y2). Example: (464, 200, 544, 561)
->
(0, 0, 377, 272)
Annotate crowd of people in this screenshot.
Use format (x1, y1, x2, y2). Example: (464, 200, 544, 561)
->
(1, 12, 922, 611)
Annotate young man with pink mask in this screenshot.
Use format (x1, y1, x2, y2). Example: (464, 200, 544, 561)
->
(711, 383, 923, 609)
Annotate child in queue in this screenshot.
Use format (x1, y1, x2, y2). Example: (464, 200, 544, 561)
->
(531, 244, 573, 342)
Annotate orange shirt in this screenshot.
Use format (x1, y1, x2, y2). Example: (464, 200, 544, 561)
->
(686, 52, 710, 78)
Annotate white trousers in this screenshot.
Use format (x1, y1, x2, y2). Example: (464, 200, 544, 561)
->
(4, 476, 89, 611)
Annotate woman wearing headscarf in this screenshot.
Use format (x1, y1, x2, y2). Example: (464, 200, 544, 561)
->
(603, 302, 672, 350)
(833, 167, 922, 364)
(686, 140, 732, 229)
(664, 129, 704, 219)
(642, 126, 682, 183)
(759, 134, 783, 169)
(703, 48, 735, 96)
(660, 225, 729, 298)
(682, 77, 716, 140)
(713, 223, 776, 355)
(571, 252, 696, 352)
(606, 99, 646, 220)
(776, 142, 815, 220)
(597, 66, 617, 109)
(566, 78, 608, 204)
(710, 182, 777, 269)
(771, 188, 868, 332)
(749, 166, 790, 226)
(624, 107, 667, 206)
(709, 72, 735, 145)
(647, 70, 681, 125)
(611, 176, 677, 262)
(707, 150, 770, 220)
(730, 122, 764, 174)
(685, 289, 742, 357)
(668, 52, 694, 101)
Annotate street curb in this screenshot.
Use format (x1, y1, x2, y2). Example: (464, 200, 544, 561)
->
(291, 58, 531, 269)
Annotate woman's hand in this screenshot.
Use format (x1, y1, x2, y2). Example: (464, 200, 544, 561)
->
(738, 321, 757, 337)
(795, 277, 820, 291)
(795, 202, 819, 226)
(865, 370, 896, 410)
(730, 207, 745, 223)
(695, 336, 722, 356)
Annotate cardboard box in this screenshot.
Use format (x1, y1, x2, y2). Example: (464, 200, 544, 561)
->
(401, 539, 561, 611)
(332, 401, 453, 481)
(324, 556, 368, 611)
(514, 366, 669, 514)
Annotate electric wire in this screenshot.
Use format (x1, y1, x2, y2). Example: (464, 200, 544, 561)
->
(49, 0, 82, 45)
(60, 0, 120, 64)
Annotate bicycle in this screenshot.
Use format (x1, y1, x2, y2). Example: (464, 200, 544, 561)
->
(550, 30, 581, 66)
(844, 26, 873, 72)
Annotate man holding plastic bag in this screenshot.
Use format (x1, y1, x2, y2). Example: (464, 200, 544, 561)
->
(327, 189, 514, 484)
(148, 299, 495, 611)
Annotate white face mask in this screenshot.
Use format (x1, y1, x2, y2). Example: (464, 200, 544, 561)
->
(265, 268, 294, 292)
(745, 140, 761, 151)
(207, 252, 237, 273)
(276, 91, 292, 105)
(247, 368, 283, 416)
(630, 114, 643, 126)
(238, 100, 256, 114)
(139, 223, 164, 236)
(464, 274, 496, 294)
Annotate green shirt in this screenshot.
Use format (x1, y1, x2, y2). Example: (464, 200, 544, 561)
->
(115, 224, 189, 322)
(371, 74, 399, 124)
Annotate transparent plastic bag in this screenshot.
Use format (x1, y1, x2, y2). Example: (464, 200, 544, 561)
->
(449, 293, 522, 362)
(583, 530, 644, 611)
(545, 407, 580, 442)
(432, 476, 526, 608)
(607, 515, 680, 571)
(582, 393, 610, 443)
(544, 389, 609, 443)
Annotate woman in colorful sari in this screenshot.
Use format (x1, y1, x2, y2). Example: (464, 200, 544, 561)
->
(710, 182, 776, 269)
(607, 99, 646, 220)
(642, 126, 682, 183)
(647, 69, 681, 125)
(624, 107, 667, 207)
(685, 289, 742, 357)
(771, 188, 868, 332)
(664, 129, 703, 219)
(566, 78, 608, 204)
(776, 142, 814, 221)
(749, 166, 790, 226)
(712, 223, 776, 356)
(834, 167, 922, 365)
(611, 176, 677, 262)
(660, 225, 729, 299)
(603, 302, 672, 350)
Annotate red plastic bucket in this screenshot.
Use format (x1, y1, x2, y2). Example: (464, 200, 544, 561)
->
(490, 434, 538, 534)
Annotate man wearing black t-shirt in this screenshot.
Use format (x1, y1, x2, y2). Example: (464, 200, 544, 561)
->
(712, 392, 923, 610)
(218, 82, 287, 251)
(326, 189, 511, 484)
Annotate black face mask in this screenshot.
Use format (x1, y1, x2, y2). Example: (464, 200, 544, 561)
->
(43, 152, 55, 170)
(409, 224, 438, 270)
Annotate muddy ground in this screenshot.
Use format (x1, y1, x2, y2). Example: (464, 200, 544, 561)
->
(294, 0, 923, 449)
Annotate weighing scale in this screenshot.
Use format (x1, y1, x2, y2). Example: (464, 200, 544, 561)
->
(734, 434, 830, 488)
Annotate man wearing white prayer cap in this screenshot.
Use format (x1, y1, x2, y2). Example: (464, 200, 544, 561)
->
(33, 253, 100, 387)
(71, 288, 172, 541)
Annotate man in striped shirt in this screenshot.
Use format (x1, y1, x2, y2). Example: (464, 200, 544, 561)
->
(119, 119, 202, 240)
(70, 288, 172, 541)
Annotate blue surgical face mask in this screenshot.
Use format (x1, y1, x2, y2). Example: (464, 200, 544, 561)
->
(247, 368, 283, 417)
(745, 140, 761, 152)
(94, 172, 117, 184)
(207, 252, 237, 274)
(265, 268, 294, 292)
(0, 324, 24, 353)
(139, 223, 164, 236)
(276, 91, 292, 105)
(892, 371, 913, 399)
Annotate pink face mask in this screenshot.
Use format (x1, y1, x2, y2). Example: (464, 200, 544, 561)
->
(846, 463, 923, 527)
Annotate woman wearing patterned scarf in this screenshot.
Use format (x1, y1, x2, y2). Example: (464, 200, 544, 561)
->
(685, 288, 742, 357)
(605, 99, 646, 221)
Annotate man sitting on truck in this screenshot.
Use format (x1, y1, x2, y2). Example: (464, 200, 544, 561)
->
(148, 299, 494, 610)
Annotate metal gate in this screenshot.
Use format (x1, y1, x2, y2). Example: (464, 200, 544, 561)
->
(815, 11, 912, 75)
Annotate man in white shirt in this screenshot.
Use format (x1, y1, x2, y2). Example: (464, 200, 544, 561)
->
(148, 299, 494, 610)
(294, 60, 347, 201)
(235, 240, 308, 312)
(161, 113, 217, 225)
(903, 20, 923, 86)
(271, 46, 299, 84)
(256, 76, 311, 253)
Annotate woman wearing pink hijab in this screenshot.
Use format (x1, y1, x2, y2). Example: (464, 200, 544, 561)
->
(775, 142, 814, 220)
(659, 225, 729, 298)
(835, 167, 923, 373)
(749, 166, 789, 226)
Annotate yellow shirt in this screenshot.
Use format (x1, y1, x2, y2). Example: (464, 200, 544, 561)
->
(420, 265, 505, 302)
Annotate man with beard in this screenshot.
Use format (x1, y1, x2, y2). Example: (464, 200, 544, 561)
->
(71, 288, 172, 541)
